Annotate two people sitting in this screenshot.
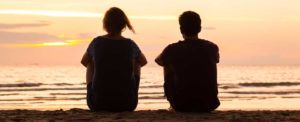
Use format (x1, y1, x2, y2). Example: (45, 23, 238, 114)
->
(81, 7, 220, 112)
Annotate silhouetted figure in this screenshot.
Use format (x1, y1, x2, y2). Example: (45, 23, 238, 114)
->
(81, 7, 147, 112)
(155, 11, 220, 112)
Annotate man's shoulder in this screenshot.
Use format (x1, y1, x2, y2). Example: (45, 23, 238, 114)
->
(199, 39, 218, 46)
(159, 41, 183, 60)
(168, 40, 183, 45)
(165, 40, 185, 49)
(197, 39, 219, 51)
(169, 39, 218, 49)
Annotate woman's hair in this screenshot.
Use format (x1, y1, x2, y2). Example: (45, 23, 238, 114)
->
(103, 7, 135, 35)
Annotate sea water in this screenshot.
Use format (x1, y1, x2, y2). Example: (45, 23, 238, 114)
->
(0, 65, 299, 110)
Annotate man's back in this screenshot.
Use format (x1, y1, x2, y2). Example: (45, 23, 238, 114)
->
(161, 39, 220, 112)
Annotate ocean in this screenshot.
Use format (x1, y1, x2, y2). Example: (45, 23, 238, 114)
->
(0, 65, 300, 110)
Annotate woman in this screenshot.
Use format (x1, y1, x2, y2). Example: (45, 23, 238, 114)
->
(81, 7, 147, 112)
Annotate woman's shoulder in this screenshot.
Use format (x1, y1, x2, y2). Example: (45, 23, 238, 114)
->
(91, 35, 135, 45)
(93, 35, 107, 41)
(99, 35, 132, 41)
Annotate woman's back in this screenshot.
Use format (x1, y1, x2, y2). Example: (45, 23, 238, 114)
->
(82, 7, 147, 112)
(87, 36, 139, 111)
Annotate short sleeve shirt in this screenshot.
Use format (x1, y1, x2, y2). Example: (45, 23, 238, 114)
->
(159, 39, 220, 107)
(85, 36, 142, 110)
(87, 36, 141, 59)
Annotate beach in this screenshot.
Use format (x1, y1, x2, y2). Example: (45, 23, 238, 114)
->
(1, 108, 300, 121)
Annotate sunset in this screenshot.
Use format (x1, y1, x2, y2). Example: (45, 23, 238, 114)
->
(0, 0, 299, 65)
(0, 0, 300, 121)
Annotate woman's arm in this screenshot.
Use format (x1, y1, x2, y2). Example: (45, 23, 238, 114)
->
(133, 60, 141, 77)
(137, 53, 147, 67)
(133, 52, 146, 78)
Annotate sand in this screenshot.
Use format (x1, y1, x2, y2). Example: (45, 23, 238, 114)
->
(1, 108, 300, 122)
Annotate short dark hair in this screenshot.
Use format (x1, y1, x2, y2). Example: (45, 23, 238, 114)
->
(103, 7, 134, 35)
(179, 11, 201, 36)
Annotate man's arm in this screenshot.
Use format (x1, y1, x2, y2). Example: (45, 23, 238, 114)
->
(81, 51, 93, 84)
(81, 52, 91, 67)
(155, 53, 164, 66)
(86, 61, 94, 84)
(155, 45, 171, 66)
(215, 45, 220, 63)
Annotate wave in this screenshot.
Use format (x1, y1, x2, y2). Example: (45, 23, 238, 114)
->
(0, 87, 86, 92)
(281, 96, 300, 99)
(50, 93, 86, 95)
(139, 92, 164, 95)
(0, 96, 166, 101)
(223, 90, 300, 95)
(140, 85, 162, 88)
(0, 83, 42, 87)
(0, 83, 81, 88)
(218, 82, 300, 90)
(139, 96, 164, 100)
(140, 101, 168, 104)
(0, 93, 19, 96)
(0, 97, 86, 101)
(7, 82, 298, 90)
(220, 96, 276, 100)
(218, 84, 240, 89)
(49, 92, 164, 96)
(238, 82, 300, 87)
(51, 83, 74, 86)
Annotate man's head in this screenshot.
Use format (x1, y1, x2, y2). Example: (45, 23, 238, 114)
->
(179, 11, 201, 36)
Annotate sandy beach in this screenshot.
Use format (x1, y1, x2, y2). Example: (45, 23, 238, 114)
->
(0, 108, 300, 122)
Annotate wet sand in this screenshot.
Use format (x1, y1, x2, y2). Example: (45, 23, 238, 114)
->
(1, 108, 300, 121)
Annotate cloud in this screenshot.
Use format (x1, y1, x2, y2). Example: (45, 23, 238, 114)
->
(14, 39, 87, 47)
(0, 31, 61, 43)
(0, 9, 176, 20)
(76, 33, 96, 39)
(0, 21, 51, 30)
(0, 9, 100, 17)
(0, 31, 91, 47)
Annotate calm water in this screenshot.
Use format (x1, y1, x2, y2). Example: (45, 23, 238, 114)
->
(0, 65, 300, 110)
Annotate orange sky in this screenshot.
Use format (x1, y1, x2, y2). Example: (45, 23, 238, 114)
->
(0, 0, 299, 65)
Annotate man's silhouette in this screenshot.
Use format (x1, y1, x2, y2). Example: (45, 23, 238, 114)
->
(155, 11, 220, 112)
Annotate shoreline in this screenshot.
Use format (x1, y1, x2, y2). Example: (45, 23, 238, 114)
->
(1, 108, 300, 121)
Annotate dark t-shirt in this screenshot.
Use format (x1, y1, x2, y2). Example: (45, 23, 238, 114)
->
(86, 36, 141, 111)
(160, 39, 220, 111)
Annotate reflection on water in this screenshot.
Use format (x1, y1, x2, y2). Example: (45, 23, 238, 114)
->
(238, 82, 300, 87)
(0, 65, 300, 110)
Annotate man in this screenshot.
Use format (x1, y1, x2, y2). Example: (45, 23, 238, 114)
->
(155, 11, 220, 112)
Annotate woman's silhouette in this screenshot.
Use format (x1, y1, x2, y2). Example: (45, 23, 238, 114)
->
(81, 7, 147, 112)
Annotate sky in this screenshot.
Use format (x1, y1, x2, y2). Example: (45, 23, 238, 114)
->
(0, 0, 299, 65)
